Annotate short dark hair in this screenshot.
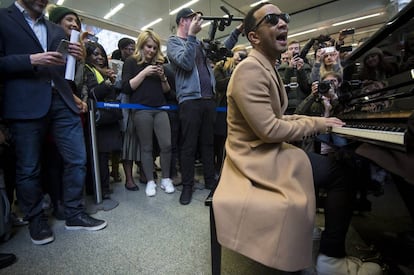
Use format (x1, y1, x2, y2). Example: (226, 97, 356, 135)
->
(118, 37, 135, 50)
(244, 2, 271, 38)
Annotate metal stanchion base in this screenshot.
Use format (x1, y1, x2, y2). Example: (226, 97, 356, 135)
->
(85, 197, 119, 214)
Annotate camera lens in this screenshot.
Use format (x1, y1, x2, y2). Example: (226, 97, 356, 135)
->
(318, 80, 331, 94)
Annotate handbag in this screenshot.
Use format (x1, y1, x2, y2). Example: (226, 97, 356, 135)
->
(95, 102, 123, 127)
(92, 90, 123, 127)
(84, 63, 123, 127)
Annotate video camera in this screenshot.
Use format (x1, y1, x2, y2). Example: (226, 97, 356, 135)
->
(201, 6, 243, 62)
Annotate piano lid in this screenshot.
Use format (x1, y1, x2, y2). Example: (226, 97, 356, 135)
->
(340, 0, 414, 108)
(334, 2, 414, 153)
(343, 1, 414, 66)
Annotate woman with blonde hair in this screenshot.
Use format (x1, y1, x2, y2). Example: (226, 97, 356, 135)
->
(311, 47, 343, 82)
(122, 30, 174, 197)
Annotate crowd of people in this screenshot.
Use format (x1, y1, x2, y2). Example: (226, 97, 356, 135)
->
(0, 0, 409, 273)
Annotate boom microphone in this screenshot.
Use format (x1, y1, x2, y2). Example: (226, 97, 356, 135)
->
(220, 6, 230, 15)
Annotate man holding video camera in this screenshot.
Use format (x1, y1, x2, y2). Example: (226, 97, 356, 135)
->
(167, 8, 240, 205)
(167, 8, 217, 205)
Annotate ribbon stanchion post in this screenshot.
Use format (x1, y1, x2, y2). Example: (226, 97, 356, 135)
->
(87, 99, 103, 204)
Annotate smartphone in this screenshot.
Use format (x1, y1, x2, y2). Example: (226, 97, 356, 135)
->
(339, 46, 353, 53)
(86, 33, 98, 42)
(56, 39, 70, 57)
(324, 46, 336, 53)
(340, 28, 355, 35)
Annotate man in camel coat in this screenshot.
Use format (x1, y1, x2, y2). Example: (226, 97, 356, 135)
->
(213, 2, 382, 275)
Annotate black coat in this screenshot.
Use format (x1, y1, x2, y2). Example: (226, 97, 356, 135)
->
(84, 67, 121, 153)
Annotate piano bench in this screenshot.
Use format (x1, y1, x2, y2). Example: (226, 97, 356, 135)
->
(205, 190, 222, 275)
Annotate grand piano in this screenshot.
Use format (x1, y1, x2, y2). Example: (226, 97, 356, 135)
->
(326, 3, 414, 268)
(331, 2, 414, 262)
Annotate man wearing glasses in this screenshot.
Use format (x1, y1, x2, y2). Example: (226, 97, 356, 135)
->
(213, 2, 381, 274)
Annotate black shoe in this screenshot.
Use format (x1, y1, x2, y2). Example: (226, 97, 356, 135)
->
(29, 214, 54, 245)
(65, 212, 107, 231)
(0, 253, 17, 269)
(180, 186, 193, 205)
(110, 171, 122, 182)
(125, 183, 139, 191)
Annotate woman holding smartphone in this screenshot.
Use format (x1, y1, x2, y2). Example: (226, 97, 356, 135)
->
(311, 45, 343, 83)
(121, 30, 174, 197)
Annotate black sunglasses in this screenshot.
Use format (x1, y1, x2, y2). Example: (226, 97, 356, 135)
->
(252, 13, 290, 31)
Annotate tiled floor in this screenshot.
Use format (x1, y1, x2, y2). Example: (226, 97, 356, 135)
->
(1, 167, 413, 274)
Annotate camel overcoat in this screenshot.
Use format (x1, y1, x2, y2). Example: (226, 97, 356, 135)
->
(213, 49, 327, 271)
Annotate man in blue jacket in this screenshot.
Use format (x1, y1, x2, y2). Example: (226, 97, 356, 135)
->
(167, 8, 217, 205)
(0, 0, 106, 245)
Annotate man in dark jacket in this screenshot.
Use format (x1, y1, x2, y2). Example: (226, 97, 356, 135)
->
(0, 0, 106, 245)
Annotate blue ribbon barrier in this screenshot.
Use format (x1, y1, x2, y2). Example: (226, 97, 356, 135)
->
(215, 106, 227, 113)
(96, 102, 227, 112)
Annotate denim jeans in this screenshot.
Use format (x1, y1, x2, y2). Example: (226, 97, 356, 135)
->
(10, 93, 86, 220)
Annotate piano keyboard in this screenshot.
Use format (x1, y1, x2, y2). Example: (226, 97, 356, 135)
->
(331, 126, 405, 145)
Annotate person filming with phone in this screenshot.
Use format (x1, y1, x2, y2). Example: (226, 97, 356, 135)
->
(283, 40, 312, 114)
(311, 45, 343, 83)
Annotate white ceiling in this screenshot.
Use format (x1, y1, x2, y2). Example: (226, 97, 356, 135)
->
(0, 0, 401, 46)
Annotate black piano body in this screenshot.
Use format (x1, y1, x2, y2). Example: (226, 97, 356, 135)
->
(333, 2, 414, 232)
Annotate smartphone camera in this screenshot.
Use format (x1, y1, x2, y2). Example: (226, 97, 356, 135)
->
(56, 39, 70, 57)
(324, 46, 336, 53)
(340, 28, 355, 35)
(87, 34, 98, 43)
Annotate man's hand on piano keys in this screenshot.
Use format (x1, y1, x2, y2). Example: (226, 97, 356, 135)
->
(324, 117, 345, 132)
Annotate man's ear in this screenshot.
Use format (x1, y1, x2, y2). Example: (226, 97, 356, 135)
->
(248, 31, 260, 45)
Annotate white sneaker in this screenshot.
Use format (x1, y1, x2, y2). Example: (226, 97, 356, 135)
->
(316, 254, 383, 275)
(145, 180, 157, 197)
(160, 178, 175, 194)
